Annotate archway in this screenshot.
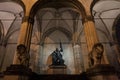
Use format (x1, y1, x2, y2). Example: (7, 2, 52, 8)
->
(114, 15, 120, 46)
(91, 0, 120, 71)
(112, 14, 120, 65)
(29, 0, 86, 74)
(0, 0, 25, 72)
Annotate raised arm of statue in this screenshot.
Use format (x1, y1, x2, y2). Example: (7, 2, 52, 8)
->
(60, 41, 63, 52)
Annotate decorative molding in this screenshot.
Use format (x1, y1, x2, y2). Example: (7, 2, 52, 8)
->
(82, 15, 94, 23)
(30, 0, 86, 18)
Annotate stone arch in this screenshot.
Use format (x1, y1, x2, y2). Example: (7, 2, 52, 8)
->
(91, 0, 120, 70)
(0, 0, 26, 72)
(91, 0, 120, 9)
(0, 0, 25, 44)
(90, 0, 99, 13)
(0, 0, 25, 13)
(91, 0, 120, 43)
(91, 0, 120, 14)
(13, 0, 25, 11)
(112, 14, 120, 45)
(30, 0, 86, 19)
(40, 27, 72, 45)
(28, 0, 88, 74)
(29, 0, 87, 48)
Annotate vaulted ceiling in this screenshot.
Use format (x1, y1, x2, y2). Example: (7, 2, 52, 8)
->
(0, 0, 120, 45)
(92, 0, 120, 43)
(0, 0, 24, 45)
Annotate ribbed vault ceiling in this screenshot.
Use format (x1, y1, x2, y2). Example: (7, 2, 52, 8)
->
(0, 0, 120, 44)
(35, 8, 80, 39)
(92, 0, 120, 42)
(0, 1, 23, 44)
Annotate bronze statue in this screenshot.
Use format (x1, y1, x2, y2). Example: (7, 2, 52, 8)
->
(51, 41, 64, 65)
(51, 48, 64, 65)
(88, 43, 104, 67)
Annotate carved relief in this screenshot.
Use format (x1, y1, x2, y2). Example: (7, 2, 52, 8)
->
(17, 44, 30, 67)
(88, 43, 104, 67)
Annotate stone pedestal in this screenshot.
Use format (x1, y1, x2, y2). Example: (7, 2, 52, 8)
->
(86, 64, 119, 80)
(47, 65, 67, 74)
(3, 65, 32, 80)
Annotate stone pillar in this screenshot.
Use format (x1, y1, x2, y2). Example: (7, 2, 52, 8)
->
(13, 0, 36, 65)
(82, 15, 99, 52)
(73, 44, 83, 74)
(3, 0, 37, 79)
(82, 15, 109, 67)
(13, 16, 34, 66)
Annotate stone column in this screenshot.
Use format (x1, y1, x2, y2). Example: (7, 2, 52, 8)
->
(13, 16, 34, 66)
(73, 44, 83, 74)
(83, 16, 119, 80)
(83, 15, 99, 52)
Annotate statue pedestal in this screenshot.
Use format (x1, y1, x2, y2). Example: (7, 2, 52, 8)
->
(3, 65, 32, 80)
(47, 65, 67, 74)
(86, 64, 119, 80)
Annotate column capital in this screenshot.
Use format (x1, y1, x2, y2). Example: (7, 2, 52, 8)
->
(82, 15, 94, 23)
(22, 16, 34, 24)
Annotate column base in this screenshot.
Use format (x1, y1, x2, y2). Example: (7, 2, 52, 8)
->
(3, 65, 32, 80)
(86, 64, 119, 80)
(47, 64, 67, 74)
